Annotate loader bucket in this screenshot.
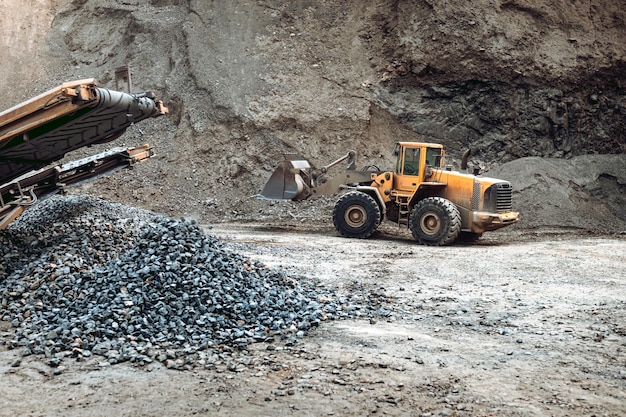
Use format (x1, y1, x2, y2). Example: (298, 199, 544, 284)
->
(258, 157, 311, 200)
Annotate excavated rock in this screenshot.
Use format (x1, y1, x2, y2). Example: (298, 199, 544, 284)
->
(0, 195, 376, 367)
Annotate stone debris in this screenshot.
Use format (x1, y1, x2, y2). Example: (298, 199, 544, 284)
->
(0, 195, 375, 367)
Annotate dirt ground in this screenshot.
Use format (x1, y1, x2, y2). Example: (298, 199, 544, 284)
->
(1, 222, 624, 417)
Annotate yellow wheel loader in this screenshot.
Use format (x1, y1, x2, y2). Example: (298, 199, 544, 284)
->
(259, 142, 519, 245)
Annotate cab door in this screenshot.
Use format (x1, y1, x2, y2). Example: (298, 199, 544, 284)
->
(394, 146, 423, 192)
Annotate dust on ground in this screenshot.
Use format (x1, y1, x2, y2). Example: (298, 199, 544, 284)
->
(1, 223, 624, 417)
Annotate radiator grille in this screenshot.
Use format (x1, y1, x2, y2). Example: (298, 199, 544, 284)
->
(472, 181, 481, 210)
(496, 182, 513, 212)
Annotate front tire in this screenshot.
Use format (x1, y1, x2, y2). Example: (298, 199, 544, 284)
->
(333, 191, 381, 239)
(409, 197, 461, 246)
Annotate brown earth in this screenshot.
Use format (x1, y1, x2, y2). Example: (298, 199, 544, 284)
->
(1, 224, 625, 417)
(1, 1, 625, 416)
(0, 0, 624, 231)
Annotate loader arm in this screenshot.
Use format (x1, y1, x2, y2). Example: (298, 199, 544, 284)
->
(258, 151, 374, 201)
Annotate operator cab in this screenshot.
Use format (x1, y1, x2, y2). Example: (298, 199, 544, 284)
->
(393, 142, 444, 177)
(391, 142, 445, 193)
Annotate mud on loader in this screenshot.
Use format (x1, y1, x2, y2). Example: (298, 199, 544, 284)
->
(259, 142, 519, 245)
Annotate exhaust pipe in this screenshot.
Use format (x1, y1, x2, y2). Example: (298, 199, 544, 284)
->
(461, 149, 471, 172)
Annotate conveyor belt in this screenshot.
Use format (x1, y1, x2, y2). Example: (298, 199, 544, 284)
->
(0, 79, 167, 185)
(0, 144, 154, 229)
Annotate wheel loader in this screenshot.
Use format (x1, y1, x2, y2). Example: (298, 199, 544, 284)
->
(258, 142, 519, 245)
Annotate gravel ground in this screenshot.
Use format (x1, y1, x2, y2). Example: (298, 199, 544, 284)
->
(1, 202, 625, 416)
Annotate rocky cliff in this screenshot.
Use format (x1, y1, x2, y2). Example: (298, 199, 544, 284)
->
(1, 0, 624, 231)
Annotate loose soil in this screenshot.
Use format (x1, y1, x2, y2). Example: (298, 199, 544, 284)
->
(1, 223, 624, 417)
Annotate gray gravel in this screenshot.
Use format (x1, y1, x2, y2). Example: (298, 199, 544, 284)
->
(0, 195, 378, 368)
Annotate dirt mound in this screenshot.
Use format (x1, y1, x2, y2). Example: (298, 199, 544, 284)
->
(491, 154, 626, 233)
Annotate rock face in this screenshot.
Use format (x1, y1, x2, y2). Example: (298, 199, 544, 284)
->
(0, 0, 624, 229)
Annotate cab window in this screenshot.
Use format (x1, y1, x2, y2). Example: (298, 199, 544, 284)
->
(403, 148, 420, 176)
(425, 147, 442, 167)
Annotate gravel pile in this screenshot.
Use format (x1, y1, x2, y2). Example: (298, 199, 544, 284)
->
(0, 195, 375, 368)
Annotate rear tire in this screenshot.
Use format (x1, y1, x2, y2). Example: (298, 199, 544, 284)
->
(409, 197, 461, 246)
(333, 191, 381, 239)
